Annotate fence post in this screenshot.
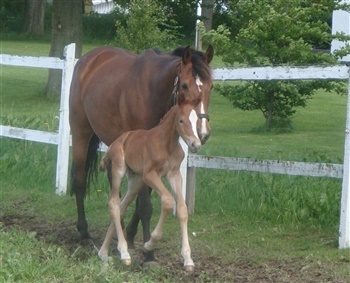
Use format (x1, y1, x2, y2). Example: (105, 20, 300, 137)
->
(55, 43, 75, 195)
(339, 69, 350, 249)
(186, 167, 196, 214)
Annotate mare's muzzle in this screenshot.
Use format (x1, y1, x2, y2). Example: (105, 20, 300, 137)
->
(197, 113, 211, 145)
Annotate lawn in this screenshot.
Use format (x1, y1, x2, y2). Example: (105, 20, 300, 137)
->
(1, 40, 349, 282)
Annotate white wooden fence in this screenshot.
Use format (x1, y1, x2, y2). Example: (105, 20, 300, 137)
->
(1, 44, 75, 196)
(0, 43, 349, 249)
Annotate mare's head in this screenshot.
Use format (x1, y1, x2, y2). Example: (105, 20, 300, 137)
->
(173, 45, 214, 145)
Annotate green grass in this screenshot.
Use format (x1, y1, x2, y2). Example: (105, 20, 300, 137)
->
(197, 88, 347, 163)
(1, 40, 350, 282)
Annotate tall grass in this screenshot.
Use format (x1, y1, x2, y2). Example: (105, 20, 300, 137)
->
(195, 169, 341, 230)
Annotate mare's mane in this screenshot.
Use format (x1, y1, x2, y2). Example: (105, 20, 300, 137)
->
(140, 47, 212, 82)
(171, 47, 212, 82)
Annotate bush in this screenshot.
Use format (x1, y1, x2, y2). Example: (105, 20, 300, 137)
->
(114, 0, 180, 53)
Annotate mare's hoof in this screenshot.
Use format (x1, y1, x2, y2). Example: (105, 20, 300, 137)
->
(121, 258, 132, 266)
(184, 265, 195, 273)
(143, 250, 157, 262)
(79, 231, 91, 240)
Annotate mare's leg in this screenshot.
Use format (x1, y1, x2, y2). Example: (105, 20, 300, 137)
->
(167, 171, 194, 272)
(142, 172, 174, 253)
(71, 131, 93, 239)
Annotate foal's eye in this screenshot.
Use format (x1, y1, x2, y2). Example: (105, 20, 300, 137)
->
(182, 83, 188, 90)
(179, 119, 184, 124)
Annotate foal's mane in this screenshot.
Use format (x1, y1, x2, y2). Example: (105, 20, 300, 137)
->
(170, 47, 212, 82)
(158, 105, 177, 126)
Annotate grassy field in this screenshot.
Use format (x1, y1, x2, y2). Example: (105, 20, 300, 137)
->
(1, 40, 350, 282)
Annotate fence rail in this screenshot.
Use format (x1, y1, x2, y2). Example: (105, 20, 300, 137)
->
(0, 44, 349, 249)
(188, 155, 343, 179)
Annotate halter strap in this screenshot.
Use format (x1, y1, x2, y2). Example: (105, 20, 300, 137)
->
(197, 113, 210, 121)
(172, 74, 179, 105)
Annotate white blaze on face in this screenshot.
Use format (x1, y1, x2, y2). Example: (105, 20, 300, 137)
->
(195, 75, 203, 92)
(189, 109, 199, 139)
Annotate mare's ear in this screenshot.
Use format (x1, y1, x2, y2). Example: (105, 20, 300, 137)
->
(182, 46, 192, 65)
(204, 45, 214, 64)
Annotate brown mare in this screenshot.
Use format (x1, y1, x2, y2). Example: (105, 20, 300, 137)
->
(69, 45, 214, 263)
(98, 91, 202, 271)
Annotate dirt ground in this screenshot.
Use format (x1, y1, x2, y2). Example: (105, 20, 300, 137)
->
(1, 213, 349, 283)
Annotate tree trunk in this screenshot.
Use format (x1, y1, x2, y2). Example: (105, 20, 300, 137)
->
(202, 0, 214, 32)
(46, 0, 83, 98)
(22, 0, 45, 35)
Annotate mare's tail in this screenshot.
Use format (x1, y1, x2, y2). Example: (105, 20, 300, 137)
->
(85, 134, 101, 191)
(70, 134, 101, 196)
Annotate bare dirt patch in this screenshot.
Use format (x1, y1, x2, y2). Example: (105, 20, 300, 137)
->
(1, 212, 349, 283)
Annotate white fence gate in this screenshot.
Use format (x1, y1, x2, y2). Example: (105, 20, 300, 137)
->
(0, 43, 349, 249)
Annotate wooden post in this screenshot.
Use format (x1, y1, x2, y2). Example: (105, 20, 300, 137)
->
(331, 2, 350, 62)
(331, 1, 350, 249)
(195, 0, 202, 51)
(339, 70, 350, 249)
(56, 43, 75, 195)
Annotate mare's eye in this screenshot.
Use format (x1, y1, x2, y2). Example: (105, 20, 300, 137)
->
(179, 119, 184, 124)
(182, 83, 188, 90)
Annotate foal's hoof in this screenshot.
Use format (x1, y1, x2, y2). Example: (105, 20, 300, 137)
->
(98, 251, 109, 262)
(121, 258, 132, 266)
(184, 265, 195, 273)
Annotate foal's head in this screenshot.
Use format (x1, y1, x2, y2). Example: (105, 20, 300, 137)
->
(175, 89, 203, 153)
(174, 45, 214, 145)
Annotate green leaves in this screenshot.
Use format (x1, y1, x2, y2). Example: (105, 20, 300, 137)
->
(115, 0, 180, 53)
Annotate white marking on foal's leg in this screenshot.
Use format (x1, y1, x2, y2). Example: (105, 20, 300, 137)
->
(98, 222, 116, 261)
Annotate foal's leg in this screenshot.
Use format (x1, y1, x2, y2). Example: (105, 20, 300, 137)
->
(167, 171, 194, 272)
(99, 156, 131, 264)
(143, 172, 174, 252)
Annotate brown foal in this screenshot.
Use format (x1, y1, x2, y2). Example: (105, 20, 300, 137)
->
(98, 92, 202, 272)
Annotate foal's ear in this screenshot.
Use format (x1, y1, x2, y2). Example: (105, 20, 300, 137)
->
(204, 45, 214, 64)
(182, 46, 192, 65)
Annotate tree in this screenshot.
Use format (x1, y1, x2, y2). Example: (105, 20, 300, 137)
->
(22, 0, 45, 35)
(202, 0, 215, 32)
(46, 0, 83, 97)
(201, 0, 347, 130)
(1, 1, 25, 33)
(115, 0, 180, 53)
